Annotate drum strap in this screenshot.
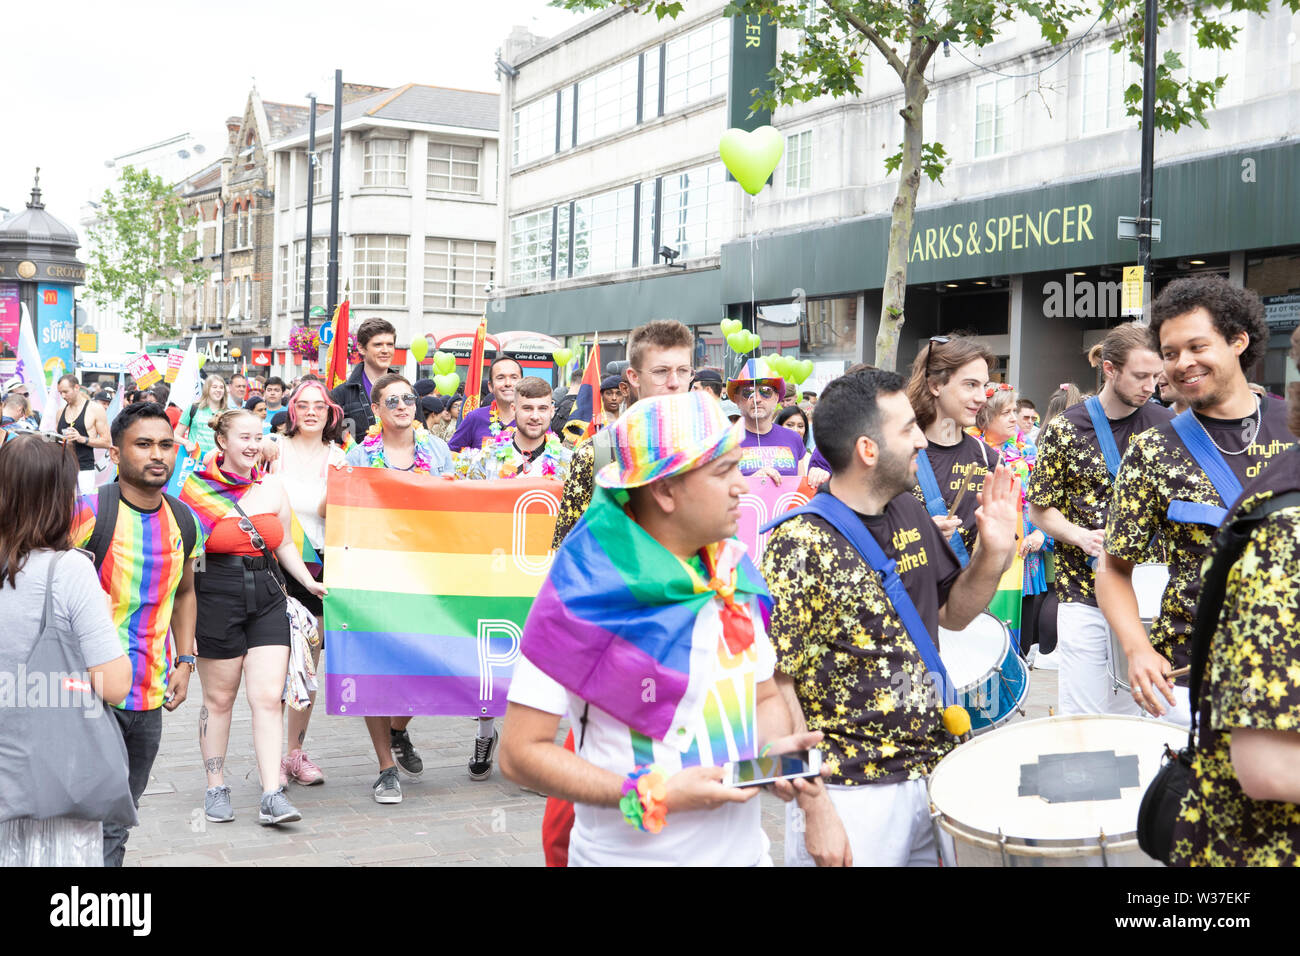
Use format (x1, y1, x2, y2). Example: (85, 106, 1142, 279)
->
(915, 448, 970, 567)
(764, 490, 956, 706)
(1084, 396, 1122, 479)
(1166, 411, 1243, 528)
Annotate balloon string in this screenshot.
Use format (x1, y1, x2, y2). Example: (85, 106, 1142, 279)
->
(749, 191, 761, 457)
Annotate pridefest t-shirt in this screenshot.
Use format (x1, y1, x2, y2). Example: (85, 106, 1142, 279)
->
(71, 493, 205, 711)
(509, 598, 777, 867)
(738, 425, 807, 477)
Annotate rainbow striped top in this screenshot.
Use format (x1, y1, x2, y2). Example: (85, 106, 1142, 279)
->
(72, 493, 205, 711)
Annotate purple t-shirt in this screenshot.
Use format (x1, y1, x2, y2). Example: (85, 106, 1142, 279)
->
(738, 425, 807, 476)
(447, 405, 514, 452)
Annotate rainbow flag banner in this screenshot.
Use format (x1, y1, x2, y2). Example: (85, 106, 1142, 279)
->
(323, 468, 561, 717)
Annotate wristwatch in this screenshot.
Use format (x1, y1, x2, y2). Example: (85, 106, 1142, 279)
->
(176, 655, 198, 671)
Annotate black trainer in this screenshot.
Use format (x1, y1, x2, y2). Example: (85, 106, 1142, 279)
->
(468, 729, 499, 781)
(390, 728, 424, 777)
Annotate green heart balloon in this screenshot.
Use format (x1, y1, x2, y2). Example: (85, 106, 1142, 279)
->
(726, 331, 751, 354)
(552, 348, 574, 369)
(769, 354, 792, 378)
(432, 351, 456, 375)
(746, 331, 763, 353)
(434, 372, 460, 396)
(720, 318, 743, 337)
(719, 126, 786, 196)
(793, 359, 815, 384)
(410, 336, 429, 364)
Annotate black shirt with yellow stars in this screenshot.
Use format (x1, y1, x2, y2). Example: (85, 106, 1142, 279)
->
(1105, 395, 1294, 674)
(762, 491, 962, 786)
(551, 441, 595, 548)
(1171, 450, 1300, 867)
(911, 434, 999, 557)
(1026, 400, 1172, 606)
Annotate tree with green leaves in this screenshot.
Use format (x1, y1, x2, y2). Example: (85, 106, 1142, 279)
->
(86, 165, 208, 347)
(557, 0, 1293, 369)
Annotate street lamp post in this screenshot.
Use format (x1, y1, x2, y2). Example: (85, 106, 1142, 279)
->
(1137, 0, 1157, 285)
(304, 92, 317, 325)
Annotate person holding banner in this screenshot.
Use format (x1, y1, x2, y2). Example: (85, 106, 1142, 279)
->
(56, 374, 111, 494)
(342, 373, 453, 802)
(761, 369, 1020, 866)
(501, 391, 823, 865)
(181, 409, 326, 826)
(267, 381, 349, 787)
(1027, 324, 1169, 716)
(904, 336, 1000, 565)
(447, 356, 521, 452)
(727, 359, 808, 485)
(1100, 277, 1295, 728)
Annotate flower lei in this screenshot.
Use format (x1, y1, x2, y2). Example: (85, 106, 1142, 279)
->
(968, 426, 1036, 485)
(619, 764, 668, 833)
(360, 423, 438, 473)
(488, 401, 505, 438)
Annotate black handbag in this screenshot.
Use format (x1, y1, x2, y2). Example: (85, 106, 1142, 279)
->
(1136, 489, 1300, 863)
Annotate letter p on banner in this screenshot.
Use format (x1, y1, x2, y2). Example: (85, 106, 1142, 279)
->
(478, 619, 522, 701)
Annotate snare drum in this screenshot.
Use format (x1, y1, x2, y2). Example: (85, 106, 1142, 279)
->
(939, 612, 1030, 734)
(1108, 563, 1170, 691)
(929, 714, 1185, 866)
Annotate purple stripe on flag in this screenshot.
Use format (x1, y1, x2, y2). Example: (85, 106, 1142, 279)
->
(522, 577, 689, 740)
(324, 673, 508, 718)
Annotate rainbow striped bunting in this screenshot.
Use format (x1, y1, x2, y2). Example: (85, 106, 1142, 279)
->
(323, 468, 561, 717)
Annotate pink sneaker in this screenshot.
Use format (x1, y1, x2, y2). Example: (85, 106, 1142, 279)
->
(284, 749, 325, 786)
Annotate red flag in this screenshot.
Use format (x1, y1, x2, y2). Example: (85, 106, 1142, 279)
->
(463, 314, 488, 415)
(324, 300, 351, 392)
(575, 333, 602, 440)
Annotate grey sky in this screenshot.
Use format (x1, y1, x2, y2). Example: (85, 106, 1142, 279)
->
(2, 0, 584, 226)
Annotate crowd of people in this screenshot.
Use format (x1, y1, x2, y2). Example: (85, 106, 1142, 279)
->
(0, 275, 1297, 867)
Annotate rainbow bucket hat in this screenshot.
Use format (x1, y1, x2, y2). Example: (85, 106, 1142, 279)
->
(595, 392, 745, 490)
(726, 357, 786, 402)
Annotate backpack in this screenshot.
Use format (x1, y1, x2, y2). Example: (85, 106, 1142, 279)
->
(551, 392, 579, 434)
(84, 484, 199, 573)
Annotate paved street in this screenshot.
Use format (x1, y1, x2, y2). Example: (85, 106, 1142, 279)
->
(123, 652, 1061, 866)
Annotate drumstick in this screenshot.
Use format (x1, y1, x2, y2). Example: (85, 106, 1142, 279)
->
(947, 476, 972, 518)
(1167, 666, 1190, 679)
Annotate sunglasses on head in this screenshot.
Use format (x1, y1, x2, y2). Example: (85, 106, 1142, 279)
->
(923, 336, 951, 380)
(985, 382, 1014, 399)
(382, 393, 417, 409)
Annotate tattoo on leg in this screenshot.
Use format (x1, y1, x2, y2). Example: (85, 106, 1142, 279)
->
(199, 705, 208, 738)
(204, 756, 224, 774)
(296, 730, 305, 745)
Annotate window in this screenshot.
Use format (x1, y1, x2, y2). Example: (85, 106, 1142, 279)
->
(641, 47, 661, 121)
(279, 158, 290, 211)
(509, 209, 554, 284)
(313, 148, 332, 198)
(278, 245, 289, 314)
(576, 57, 640, 144)
(513, 96, 555, 167)
(660, 163, 731, 260)
(559, 87, 575, 151)
(424, 238, 495, 312)
(663, 19, 730, 113)
(974, 77, 1013, 158)
(638, 179, 658, 266)
(1082, 47, 1128, 134)
(364, 139, 407, 187)
(785, 130, 812, 192)
(293, 237, 328, 309)
(1186, 9, 1246, 105)
(352, 235, 407, 307)
(235, 206, 249, 248)
(556, 204, 570, 278)
(243, 275, 253, 320)
(427, 143, 481, 194)
(571, 187, 636, 277)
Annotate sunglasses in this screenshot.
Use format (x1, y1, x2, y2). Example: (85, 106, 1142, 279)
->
(923, 336, 951, 380)
(985, 382, 1014, 398)
(382, 393, 418, 409)
(237, 517, 266, 552)
(738, 385, 777, 400)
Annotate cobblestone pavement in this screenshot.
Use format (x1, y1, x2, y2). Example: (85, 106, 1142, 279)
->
(124, 653, 1061, 866)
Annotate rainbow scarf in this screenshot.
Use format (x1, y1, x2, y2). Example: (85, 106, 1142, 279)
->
(178, 457, 261, 535)
(520, 485, 771, 747)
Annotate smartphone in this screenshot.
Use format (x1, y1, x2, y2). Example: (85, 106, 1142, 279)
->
(722, 750, 821, 788)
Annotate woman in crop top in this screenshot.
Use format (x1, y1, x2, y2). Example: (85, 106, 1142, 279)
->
(266, 381, 348, 786)
(180, 409, 326, 827)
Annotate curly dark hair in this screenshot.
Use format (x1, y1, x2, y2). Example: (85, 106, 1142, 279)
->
(1149, 276, 1267, 372)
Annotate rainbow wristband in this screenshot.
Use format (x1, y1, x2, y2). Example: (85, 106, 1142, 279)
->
(619, 764, 668, 833)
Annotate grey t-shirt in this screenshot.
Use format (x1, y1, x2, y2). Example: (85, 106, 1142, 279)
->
(0, 549, 122, 672)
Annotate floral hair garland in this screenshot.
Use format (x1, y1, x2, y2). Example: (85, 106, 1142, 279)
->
(360, 422, 438, 473)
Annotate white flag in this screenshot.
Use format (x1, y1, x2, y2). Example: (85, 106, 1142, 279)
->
(168, 336, 201, 411)
(17, 304, 46, 414)
(37, 378, 62, 433)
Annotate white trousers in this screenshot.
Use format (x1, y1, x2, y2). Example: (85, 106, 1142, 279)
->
(1057, 602, 1142, 718)
(77, 470, 96, 495)
(784, 778, 953, 868)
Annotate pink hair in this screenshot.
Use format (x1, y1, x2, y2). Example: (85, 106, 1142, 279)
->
(285, 380, 345, 442)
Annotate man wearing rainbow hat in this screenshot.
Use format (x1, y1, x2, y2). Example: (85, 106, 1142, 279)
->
(500, 392, 822, 865)
(727, 358, 809, 484)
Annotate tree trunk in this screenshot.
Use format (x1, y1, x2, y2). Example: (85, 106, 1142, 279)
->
(875, 70, 927, 371)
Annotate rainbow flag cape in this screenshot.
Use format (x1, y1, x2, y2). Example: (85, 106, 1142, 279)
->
(987, 510, 1026, 647)
(323, 468, 561, 716)
(178, 459, 261, 535)
(520, 486, 772, 747)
